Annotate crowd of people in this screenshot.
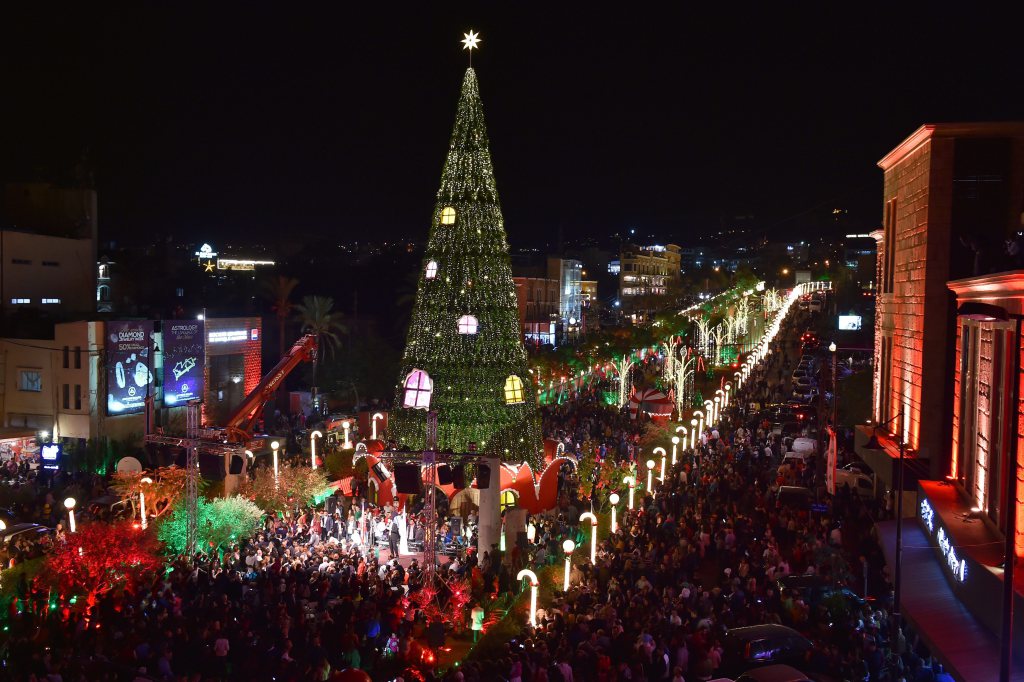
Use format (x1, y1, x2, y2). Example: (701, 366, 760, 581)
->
(0, 308, 958, 682)
(441, 311, 953, 682)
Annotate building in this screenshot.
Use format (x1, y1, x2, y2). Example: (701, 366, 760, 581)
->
(860, 123, 1024, 679)
(550, 256, 583, 331)
(618, 243, 681, 304)
(0, 317, 264, 448)
(864, 123, 1024, 484)
(512, 275, 559, 345)
(201, 316, 263, 426)
(580, 279, 600, 332)
(0, 183, 98, 319)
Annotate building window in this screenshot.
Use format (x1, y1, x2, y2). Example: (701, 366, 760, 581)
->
(74, 346, 82, 369)
(457, 314, 478, 335)
(41, 298, 61, 304)
(98, 264, 109, 279)
(10, 298, 29, 305)
(63, 346, 69, 369)
(425, 260, 438, 280)
(176, 287, 184, 297)
(504, 375, 525, 404)
(18, 370, 42, 392)
(74, 384, 82, 411)
(440, 206, 457, 225)
(62, 384, 70, 410)
(402, 369, 433, 410)
(882, 198, 897, 293)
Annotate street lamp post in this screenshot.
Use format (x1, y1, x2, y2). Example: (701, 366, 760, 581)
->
(140, 477, 153, 530)
(724, 382, 731, 407)
(714, 396, 722, 424)
(609, 492, 620, 533)
(562, 539, 576, 591)
(580, 512, 598, 564)
(671, 435, 680, 465)
(646, 459, 656, 496)
(690, 419, 698, 450)
(829, 342, 838, 427)
(654, 447, 667, 482)
(704, 401, 714, 426)
(64, 497, 76, 533)
(310, 430, 323, 470)
(622, 477, 635, 510)
(694, 410, 705, 441)
(271, 440, 280, 489)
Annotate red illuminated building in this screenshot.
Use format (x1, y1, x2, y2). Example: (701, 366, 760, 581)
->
(865, 122, 1024, 484)
(866, 123, 1024, 679)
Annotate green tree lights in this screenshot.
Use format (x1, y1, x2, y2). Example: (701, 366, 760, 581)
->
(390, 68, 543, 467)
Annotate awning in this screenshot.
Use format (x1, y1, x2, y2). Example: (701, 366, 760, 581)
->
(877, 520, 1024, 681)
(0, 428, 38, 442)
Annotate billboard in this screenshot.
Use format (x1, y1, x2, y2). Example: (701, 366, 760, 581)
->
(106, 321, 155, 415)
(163, 320, 205, 405)
(41, 443, 62, 471)
(838, 315, 863, 331)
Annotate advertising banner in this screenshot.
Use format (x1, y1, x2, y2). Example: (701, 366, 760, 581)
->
(106, 321, 155, 415)
(826, 426, 837, 495)
(163, 320, 205, 405)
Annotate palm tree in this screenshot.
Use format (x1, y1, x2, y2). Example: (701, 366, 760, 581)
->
(262, 276, 300, 359)
(294, 295, 348, 403)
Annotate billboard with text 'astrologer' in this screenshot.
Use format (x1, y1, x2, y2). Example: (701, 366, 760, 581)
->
(106, 321, 155, 415)
(163, 320, 205, 405)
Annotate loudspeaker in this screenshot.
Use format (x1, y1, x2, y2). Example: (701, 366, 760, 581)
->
(475, 462, 491, 489)
(437, 464, 453, 485)
(228, 455, 245, 475)
(451, 464, 466, 489)
(394, 463, 421, 494)
(198, 453, 225, 480)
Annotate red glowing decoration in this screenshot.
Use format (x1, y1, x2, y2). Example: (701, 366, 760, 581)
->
(44, 521, 161, 613)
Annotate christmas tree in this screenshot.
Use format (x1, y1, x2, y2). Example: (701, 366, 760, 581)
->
(391, 66, 543, 468)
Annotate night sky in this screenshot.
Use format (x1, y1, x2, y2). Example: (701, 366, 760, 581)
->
(4, 5, 1023, 248)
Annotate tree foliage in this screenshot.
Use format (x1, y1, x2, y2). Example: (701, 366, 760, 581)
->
(239, 464, 329, 514)
(111, 465, 194, 520)
(45, 521, 162, 611)
(157, 495, 265, 555)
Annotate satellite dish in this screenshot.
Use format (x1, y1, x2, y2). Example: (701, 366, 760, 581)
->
(116, 456, 143, 473)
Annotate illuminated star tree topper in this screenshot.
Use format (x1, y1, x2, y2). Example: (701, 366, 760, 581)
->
(461, 29, 481, 65)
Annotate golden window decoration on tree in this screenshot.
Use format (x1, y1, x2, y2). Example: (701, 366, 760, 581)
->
(425, 260, 438, 280)
(504, 375, 525, 404)
(440, 206, 457, 225)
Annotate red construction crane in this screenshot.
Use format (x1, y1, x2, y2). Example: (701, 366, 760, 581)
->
(216, 333, 318, 444)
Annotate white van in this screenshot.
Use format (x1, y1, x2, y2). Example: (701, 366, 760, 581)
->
(834, 469, 874, 498)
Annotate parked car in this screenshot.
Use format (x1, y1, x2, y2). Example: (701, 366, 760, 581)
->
(1, 522, 51, 546)
(841, 461, 873, 476)
(776, 574, 867, 611)
(790, 437, 817, 455)
(776, 486, 815, 510)
(834, 468, 875, 498)
(722, 625, 813, 672)
(735, 664, 814, 682)
(800, 330, 819, 345)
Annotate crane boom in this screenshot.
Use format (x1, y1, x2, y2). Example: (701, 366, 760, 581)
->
(219, 333, 318, 443)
